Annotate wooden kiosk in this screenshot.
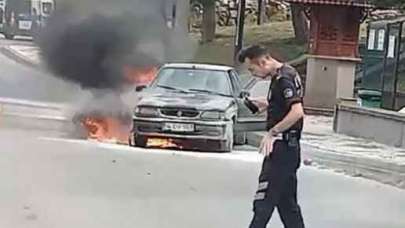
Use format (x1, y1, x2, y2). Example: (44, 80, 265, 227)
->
(286, 0, 374, 109)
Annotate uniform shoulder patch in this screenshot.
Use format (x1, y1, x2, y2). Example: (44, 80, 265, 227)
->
(283, 88, 294, 99)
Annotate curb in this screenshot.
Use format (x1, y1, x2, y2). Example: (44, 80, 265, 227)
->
(0, 46, 40, 69)
(304, 107, 334, 116)
(246, 132, 405, 189)
(0, 112, 74, 132)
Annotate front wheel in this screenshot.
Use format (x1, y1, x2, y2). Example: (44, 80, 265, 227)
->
(135, 135, 148, 148)
(233, 118, 246, 145)
(129, 133, 148, 148)
(234, 132, 246, 145)
(4, 32, 14, 40)
(220, 121, 234, 153)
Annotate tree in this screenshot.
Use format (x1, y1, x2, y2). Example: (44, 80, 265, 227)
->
(290, 3, 309, 44)
(257, 0, 268, 25)
(200, 0, 216, 43)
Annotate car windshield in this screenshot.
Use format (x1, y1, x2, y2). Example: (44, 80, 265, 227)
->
(152, 67, 232, 96)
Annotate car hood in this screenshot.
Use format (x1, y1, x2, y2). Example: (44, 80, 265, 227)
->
(137, 90, 235, 111)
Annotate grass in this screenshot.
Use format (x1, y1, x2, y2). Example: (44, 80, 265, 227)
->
(191, 21, 307, 66)
(190, 20, 371, 66)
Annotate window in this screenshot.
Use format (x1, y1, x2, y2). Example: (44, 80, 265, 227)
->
(229, 70, 242, 96)
(153, 68, 232, 96)
(42, 2, 52, 15)
(248, 79, 271, 98)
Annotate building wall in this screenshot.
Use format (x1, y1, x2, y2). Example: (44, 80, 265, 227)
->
(304, 56, 357, 110)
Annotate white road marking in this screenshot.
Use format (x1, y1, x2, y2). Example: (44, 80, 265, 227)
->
(38, 136, 263, 163)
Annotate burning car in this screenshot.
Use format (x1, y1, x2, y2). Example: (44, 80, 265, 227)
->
(130, 63, 269, 152)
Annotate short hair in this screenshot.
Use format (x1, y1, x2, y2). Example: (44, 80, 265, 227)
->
(238, 45, 270, 63)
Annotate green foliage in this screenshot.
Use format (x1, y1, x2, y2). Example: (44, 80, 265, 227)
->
(191, 0, 216, 6)
(370, 0, 405, 9)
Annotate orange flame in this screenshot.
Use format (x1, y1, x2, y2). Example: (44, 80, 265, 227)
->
(124, 66, 158, 86)
(82, 117, 131, 145)
(147, 138, 180, 148)
(78, 66, 158, 145)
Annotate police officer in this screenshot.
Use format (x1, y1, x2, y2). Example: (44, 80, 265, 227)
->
(239, 45, 305, 228)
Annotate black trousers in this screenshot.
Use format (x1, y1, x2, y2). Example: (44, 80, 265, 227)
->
(249, 140, 305, 228)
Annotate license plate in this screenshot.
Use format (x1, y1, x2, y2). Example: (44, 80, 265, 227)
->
(19, 21, 32, 30)
(163, 123, 194, 132)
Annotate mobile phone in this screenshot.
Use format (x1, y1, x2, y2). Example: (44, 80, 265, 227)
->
(244, 97, 259, 114)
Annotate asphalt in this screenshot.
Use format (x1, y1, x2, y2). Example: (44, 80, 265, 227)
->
(0, 129, 405, 228)
(0, 36, 83, 103)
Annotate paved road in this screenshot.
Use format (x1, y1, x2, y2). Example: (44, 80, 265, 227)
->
(0, 129, 404, 228)
(0, 36, 83, 103)
(0, 36, 404, 228)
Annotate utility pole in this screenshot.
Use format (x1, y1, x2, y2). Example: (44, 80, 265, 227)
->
(234, 0, 246, 61)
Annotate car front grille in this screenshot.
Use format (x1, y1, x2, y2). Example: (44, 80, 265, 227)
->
(160, 108, 200, 118)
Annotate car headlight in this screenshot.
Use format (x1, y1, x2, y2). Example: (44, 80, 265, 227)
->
(135, 107, 159, 117)
(201, 111, 225, 120)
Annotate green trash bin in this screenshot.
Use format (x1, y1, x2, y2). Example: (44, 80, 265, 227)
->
(357, 90, 382, 108)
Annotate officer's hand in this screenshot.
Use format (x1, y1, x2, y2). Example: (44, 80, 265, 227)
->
(250, 97, 268, 110)
(259, 133, 275, 157)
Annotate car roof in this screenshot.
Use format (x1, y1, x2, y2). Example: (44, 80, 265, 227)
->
(162, 63, 234, 72)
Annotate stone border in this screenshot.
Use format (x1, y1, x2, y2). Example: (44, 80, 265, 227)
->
(0, 46, 40, 69)
(335, 102, 405, 148)
(246, 132, 405, 189)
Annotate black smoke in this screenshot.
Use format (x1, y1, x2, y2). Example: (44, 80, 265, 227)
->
(38, 0, 191, 90)
(38, 1, 194, 131)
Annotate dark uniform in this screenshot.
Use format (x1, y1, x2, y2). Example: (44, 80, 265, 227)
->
(249, 64, 305, 228)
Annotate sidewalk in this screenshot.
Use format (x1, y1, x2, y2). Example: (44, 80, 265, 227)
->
(247, 115, 405, 189)
(0, 45, 41, 68)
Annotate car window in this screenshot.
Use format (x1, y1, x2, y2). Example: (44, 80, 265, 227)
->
(153, 67, 232, 96)
(229, 70, 242, 96)
(248, 79, 271, 98)
(238, 69, 253, 87)
(42, 3, 53, 15)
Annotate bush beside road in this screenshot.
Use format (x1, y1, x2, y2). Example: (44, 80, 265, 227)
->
(193, 21, 307, 65)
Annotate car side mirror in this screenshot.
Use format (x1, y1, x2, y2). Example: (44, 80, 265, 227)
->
(135, 85, 147, 92)
(239, 90, 250, 98)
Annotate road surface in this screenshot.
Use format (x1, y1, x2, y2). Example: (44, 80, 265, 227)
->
(0, 129, 404, 228)
(0, 36, 83, 103)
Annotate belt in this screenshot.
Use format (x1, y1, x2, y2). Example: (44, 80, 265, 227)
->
(284, 130, 301, 141)
(272, 134, 284, 141)
(272, 130, 301, 141)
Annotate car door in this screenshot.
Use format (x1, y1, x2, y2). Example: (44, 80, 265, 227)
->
(230, 70, 271, 132)
(228, 70, 251, 119)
